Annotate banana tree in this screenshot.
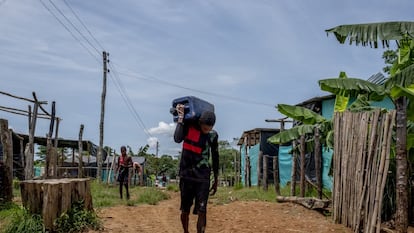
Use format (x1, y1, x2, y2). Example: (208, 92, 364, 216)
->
(267, 104, 332, 148)
(326, 21, 414, 232)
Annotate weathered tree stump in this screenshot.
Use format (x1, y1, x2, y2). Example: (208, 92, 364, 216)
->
(20, 178, 93, 231)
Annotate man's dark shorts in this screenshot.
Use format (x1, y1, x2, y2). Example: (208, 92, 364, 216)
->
(180, 178, 210, 214)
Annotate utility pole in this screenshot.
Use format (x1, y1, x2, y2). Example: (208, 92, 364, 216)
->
(156, 140, 159, 157)
(98, 51, 108, 182)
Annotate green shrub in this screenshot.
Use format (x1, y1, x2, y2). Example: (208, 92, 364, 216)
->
(54, 200, 102, 233)
(13, 179, 20, 190)
(167, 184, 179, 192)
(137, 188, 170, 205)
(233, 182, 244, 190)
(1, 207, 44, 233)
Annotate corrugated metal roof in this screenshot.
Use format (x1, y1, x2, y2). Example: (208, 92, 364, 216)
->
(367, 72, 387, 85)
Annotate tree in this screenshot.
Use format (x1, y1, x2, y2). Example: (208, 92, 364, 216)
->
(325, 21, 414, 232)
(35, 145, 48, 164)
(218, 140, 239, 185)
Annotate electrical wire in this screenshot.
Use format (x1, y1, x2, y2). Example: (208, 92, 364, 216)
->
(39, 0, 152, 138)
(108, 62, 153, 138)
(47, 0, 101, 55)
(38, 0, 100, 63)
(62, 0, 105, 51)
(111, 62, 276, 108)
(39, 0, 276, 142)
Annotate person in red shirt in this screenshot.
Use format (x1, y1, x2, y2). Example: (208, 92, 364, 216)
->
(116, 146, 132, 199)
(174, 104, 219, 233)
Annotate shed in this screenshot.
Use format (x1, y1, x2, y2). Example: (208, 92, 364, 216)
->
(238, 128, 280, 186)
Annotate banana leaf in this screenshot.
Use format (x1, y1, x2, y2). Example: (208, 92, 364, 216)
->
(267, 124, 315, 145)
(389, 84, 414, 121)
(408, 133, 414, 151)
(277, 104, 326, 125)
(385, 63, 414, 90)
(334, 72, 350, 112)
(319, 78, 386, 101)
(326, 21, 414, 48)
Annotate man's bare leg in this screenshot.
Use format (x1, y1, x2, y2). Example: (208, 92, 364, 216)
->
(197, 212, 206, 233)
(181, 212, 190, 233)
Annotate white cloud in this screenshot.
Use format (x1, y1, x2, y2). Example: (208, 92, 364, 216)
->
(148, 121, 176, 135)
(147, 137, 159, 148)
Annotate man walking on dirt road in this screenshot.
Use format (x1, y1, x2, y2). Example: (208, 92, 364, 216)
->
(116, 146, 133, 200)
(174, 104, 219, 233)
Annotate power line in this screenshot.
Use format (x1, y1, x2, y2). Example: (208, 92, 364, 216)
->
(108, 62, 153, 138)
(38, 0, 100, 63)
(39, 0, 153, 139)
(111, 63, 275, 108)
(47, 0, 101, 55)
(62, 0, 105, 51)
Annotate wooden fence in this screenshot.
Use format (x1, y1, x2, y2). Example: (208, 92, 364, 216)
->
(333, 109, 396, 233)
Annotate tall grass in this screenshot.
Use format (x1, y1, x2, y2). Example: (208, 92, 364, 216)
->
(1, 207, 44, 233)
(212, 186, 277, 205)
(91, 182, 170, 207)
(0, 181, 170, 232)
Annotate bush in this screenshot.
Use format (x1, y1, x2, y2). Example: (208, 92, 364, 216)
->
(233, 182, 244, 190)
(137, 188, 170, 205)
(167, 184, 179, 192)
(1, 207, 44, 233)
(54, 200, 102, 233)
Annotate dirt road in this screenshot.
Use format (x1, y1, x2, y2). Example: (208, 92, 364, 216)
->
(89, 191, 353, 233)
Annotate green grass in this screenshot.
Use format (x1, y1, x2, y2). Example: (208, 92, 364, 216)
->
(0, 181, 170, 232)
(91, 182, 170, 207)
(211, 186, 277, 205)
(1, 206, 44, 233)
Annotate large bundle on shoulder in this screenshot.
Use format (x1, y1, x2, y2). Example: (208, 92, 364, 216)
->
(170, 96, 215, 123)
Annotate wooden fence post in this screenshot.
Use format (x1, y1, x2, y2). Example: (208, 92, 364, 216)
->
(247, 156, 251, 187)
(300, 135, 306, 197)
(0, 119, 13, 202)
(314, 127, 322, 199)
(273, 156, 280, 195)
(78, 124, 84, 178)
(263, 155, 268, 191)
(25, 102, 39, 179)
(257, 151, 263, 188)
(291, 141, 297, 196)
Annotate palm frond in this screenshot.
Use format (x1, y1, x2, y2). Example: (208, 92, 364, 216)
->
(326, 21, 414, 48)
(319, 78, 386, 101)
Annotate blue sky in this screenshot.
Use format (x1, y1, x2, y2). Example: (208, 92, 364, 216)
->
(0, 0, 412, 156)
